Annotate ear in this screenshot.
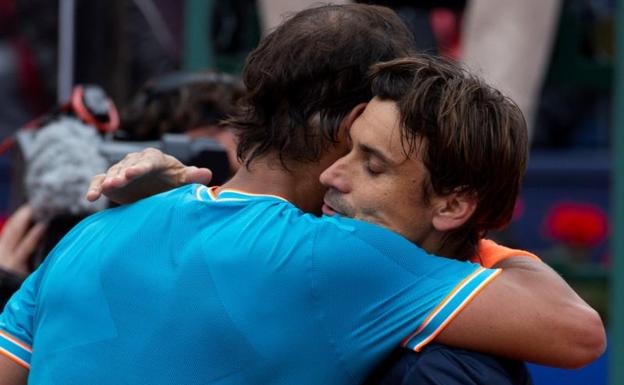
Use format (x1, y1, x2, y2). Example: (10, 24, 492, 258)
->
(339, 103, 367, 132)
(431, 190, 477, 232)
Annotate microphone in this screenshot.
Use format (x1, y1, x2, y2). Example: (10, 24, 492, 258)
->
(22, 117, 108, 222)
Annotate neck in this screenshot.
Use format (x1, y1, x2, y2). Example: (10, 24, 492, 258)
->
(422, 231, 475, 261)
(418, 232, 444, 257)
(219, 154, 326, 215)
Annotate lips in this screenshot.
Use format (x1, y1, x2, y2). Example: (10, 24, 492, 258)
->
(321, 203, 336, 216)
(323, 189, 351, 217)
(322, 202, 338, 216)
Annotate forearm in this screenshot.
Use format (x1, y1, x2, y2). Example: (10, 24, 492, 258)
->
(436, 257, 606, 368)
(0, 357, 27, 385)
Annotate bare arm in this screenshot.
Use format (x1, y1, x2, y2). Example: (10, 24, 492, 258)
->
(0, 358, 27, 385)
(436, 256, 606, 369)
(87, 149, 607, 368)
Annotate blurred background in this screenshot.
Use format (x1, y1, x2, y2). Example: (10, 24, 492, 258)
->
(0, 0, 620, 384)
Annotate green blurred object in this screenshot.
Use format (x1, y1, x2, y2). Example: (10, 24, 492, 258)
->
(183, 0, 260, 74)
(215, 3, 261, 74)
(183, 0, 215, 71)
(611, 0, 624, 384)
(545, 2, 613, 90)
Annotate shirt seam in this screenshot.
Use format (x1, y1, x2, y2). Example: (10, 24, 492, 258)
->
(307, 226, 356, 382)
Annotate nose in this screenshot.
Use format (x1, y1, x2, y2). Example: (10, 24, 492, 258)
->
(319, 156, 351, 194)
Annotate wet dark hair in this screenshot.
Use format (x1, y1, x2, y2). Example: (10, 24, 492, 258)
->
(227, 4, 416, 168)
(370, 55, 529, 260)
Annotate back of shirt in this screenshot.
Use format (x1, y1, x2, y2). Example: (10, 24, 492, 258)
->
(0, 185, 499, 385)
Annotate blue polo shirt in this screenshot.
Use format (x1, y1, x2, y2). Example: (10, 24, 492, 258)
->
(0, 185, 500, 384)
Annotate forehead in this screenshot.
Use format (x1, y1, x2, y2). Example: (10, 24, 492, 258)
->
(356, 97, 400, 133)
(351, 98, 404, 160)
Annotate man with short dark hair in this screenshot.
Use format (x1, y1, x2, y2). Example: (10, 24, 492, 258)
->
(320, 55, 534, 384)
(321, 55, 527, 263)
(0, 4, 604, 385)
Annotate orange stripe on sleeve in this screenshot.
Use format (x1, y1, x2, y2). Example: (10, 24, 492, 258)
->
(0, 331, 32, 353)
(412, 268, 502, 351)
(0, 347, 30, 370)
(400, 267, 485, 346)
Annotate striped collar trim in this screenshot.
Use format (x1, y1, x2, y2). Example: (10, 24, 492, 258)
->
(196, 185, 289, 203)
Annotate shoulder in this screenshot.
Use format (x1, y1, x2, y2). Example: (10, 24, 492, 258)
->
(309, 214, 419, 253)
(55, 185, 199, 247)
(100, 184, 198, 220)
(308, 215, 446, 275)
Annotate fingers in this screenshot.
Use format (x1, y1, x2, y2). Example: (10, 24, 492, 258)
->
(123, 164, 153, 181)
(0, 205, 34, 251)
(86, 162, 133, 202)
(99, 148, 188, 204)
(86, 174, 106, 202)
(89, 147, 201, 204)
(100, 174, 131, 191)
(182, 167, 213, 185)
(0, 205, 46, 276)
(87, 148, 166, 201)
(11, 223, 46, 275)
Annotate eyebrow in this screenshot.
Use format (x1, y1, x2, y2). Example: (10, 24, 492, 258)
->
(359, 143, 393, 165)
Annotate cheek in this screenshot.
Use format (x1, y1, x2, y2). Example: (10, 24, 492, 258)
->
(372, 188, 422, 232)
(356, 192, 393, 223)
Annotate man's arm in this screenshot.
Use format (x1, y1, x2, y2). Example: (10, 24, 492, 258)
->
(86, 149, 607, 368)
(0, 359, 27, 385)
(435, 256, 606, 369)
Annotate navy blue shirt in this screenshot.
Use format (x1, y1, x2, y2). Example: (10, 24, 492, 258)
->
(364, 344, 532, 385)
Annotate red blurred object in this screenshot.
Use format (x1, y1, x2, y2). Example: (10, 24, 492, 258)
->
(0, 215, 7, 233)
(430, 8, 462, 59)
(544, 202, 609, 248)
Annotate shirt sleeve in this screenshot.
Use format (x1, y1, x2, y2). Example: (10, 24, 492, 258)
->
(0, 260, 50, 370)
(310, 218, 501, 379)
(0, 210, 82, 371)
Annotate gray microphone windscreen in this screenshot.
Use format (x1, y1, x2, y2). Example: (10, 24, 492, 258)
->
(25, 117, 108, 221)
